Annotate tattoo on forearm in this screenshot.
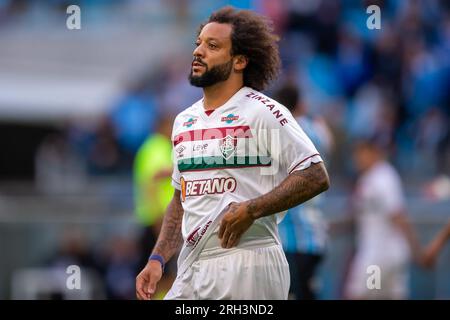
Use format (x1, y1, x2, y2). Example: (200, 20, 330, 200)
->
(247, 162, 330, 219)
(152, 191, 184, 262)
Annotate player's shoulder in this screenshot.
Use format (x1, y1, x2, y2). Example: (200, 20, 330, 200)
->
(172, 99, 202, 129)
(369, 161, 403, 188)
(238, 87, 294, 128)
(380, 162, 402, 183)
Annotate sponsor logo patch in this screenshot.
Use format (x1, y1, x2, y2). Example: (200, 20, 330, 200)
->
(180, 176, 236, 201)
(183, 117, 197, 128)
(192, 143, 208, 152)
(175, 145, 186, 158)
(221, 113, 239, 124)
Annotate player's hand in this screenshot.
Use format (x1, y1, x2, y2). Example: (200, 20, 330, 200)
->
(136, 260, 163, 300)
(218, 201, 255, 249)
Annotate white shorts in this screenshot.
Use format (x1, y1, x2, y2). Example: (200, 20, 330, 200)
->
(344, 254, 409, 300)
(164, 244, 290, 300)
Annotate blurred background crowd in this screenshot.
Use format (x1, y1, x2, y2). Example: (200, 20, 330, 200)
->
(0, 0, 448, 299)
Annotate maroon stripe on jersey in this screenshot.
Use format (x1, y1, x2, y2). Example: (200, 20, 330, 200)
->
(173, 126, 252, 146)
(288, 153, 321, 174)
(179, 163, 272, 173)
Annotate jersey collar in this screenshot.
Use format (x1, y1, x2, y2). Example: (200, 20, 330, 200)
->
(197, 86, 249, 122)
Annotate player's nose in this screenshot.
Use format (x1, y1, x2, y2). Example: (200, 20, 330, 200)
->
(193, 43, 205, 58)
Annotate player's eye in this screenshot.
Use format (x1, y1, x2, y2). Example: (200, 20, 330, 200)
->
(208, 43, 217, 49)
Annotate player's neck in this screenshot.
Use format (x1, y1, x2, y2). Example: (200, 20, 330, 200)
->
(364, 158, 384, 173)
(202, 80, 244, 111)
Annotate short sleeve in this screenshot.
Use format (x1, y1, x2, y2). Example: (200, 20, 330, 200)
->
(264, 107, 323, 175)
(378, 172, 405, 215)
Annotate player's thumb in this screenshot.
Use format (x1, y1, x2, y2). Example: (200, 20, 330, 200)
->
(147, 273, 159, 295)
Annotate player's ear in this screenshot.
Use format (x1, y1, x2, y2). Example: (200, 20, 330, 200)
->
(233, 55, 248, 72)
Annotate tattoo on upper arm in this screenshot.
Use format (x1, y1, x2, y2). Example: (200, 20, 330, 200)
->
(247, 162, 329, 219)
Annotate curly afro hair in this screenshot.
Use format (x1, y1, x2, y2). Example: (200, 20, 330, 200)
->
(198, 6, 281, 91)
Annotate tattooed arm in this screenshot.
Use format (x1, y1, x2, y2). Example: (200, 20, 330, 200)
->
(247, 162, 330, 219)
(151, 189, 184, 262)
(136, 189, 183, 300)
(218, 162, 330, 248)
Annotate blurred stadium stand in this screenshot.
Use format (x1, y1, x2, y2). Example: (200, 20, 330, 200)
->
(0, 191, 448, 299)
(11, 267, 105, 299)
(0, 0, 448, 299)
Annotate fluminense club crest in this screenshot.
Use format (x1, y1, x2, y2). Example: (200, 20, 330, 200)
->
(219, 135, 237, 160)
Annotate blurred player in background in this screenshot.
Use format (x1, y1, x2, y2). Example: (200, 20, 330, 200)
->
(133, 113, 176, 298)
(275, 83, 334, 300)
(345, 138, 424, 299)
(136, 6, 330, 300)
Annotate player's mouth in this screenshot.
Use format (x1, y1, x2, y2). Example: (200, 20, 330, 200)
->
(192, 62, 206, 70)
(192, 58, 207, 68)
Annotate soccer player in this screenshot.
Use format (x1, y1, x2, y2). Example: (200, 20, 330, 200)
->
(275, 84, 333, 300)
(344, 138, 423, 299)
(136, 6, 330, 300)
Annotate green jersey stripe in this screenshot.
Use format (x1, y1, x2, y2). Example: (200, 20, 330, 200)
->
(178, 156, 272, 172)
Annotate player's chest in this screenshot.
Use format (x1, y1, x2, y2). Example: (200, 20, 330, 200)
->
(173, 112, 254, 160)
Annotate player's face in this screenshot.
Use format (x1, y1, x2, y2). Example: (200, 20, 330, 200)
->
(189, 22, 234, 87)
(352, 145, 377, 173)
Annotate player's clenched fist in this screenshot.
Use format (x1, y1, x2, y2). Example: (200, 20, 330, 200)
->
(136, 260, 163, 300)
(218, 201, 256, 249)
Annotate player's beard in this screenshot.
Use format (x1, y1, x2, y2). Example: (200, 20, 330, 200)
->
(189, 59, 233, 87)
